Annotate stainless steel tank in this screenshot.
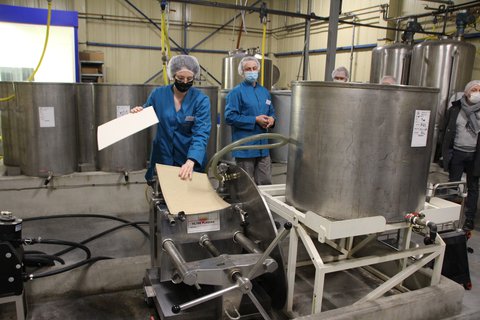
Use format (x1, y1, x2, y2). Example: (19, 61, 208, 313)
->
(96, 84, 148, 172)
(270, 90, 291, 163)
(370, 42, 412, 84)
(218, 89, 233, 160)
(222, 48, 275, 90)
(144, 84, 159, 165)
(16, 82, 77, 177)
(408, 38, 476, 128)
(286, 82, 439, 222)
(197, 86, 218, 163)
(0, 82, 20, 169)
(75, 83, 96, 172)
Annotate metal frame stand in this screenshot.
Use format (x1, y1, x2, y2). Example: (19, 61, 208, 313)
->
(259, 184, 461, 316)
(0, 290, 26, 320)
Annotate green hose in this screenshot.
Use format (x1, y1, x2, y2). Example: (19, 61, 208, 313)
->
(206, 133, 290, 182)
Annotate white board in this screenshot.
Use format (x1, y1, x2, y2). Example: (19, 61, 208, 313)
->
(97, 106, 158, 150)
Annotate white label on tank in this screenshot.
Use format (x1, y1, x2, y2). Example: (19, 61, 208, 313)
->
(116, 105, 131, 118)
(411, 110, 430, 147)
(38, 106, 55, 128)
(186, 212, 220, 234)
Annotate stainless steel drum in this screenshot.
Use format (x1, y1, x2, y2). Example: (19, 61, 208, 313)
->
(0, 82, 20, 168)
(218, 89, 233, 160)
(144, 84, 159, 165)
(286, 82, 439, 222)
(222, 48, 275, 90)
(75, 83, 96, 172)
(409, 38, 476, 128)
(370, 42, 412, 84)
(270, 90, 291, 163)
(16, 82, 77, 177)
(96, 84, 148, 172)
(197, 86, 218, 163)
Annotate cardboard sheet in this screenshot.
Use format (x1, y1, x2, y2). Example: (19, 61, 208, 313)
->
(156, 164, 230, 215)
(97, 107, 159, 150)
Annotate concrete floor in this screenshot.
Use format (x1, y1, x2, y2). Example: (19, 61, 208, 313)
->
(0, 163, 479, 319)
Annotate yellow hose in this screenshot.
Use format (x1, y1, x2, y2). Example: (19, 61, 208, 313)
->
(260, 22, 267, 86)
(160, 9, 169, 85)
(0, 1, 52, 102)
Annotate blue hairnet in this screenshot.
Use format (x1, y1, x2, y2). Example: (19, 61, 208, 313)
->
(237, 56, 260, 76)
(167, 55, 201, 80)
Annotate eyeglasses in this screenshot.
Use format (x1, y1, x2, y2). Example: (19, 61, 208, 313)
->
(175, 76, 194, 83)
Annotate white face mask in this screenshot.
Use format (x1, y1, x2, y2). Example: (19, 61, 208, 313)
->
(469, 92, 480, 104)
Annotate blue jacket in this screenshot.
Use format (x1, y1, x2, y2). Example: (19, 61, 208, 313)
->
(225, 81, 275, 158)
(144, 85, 211, 180)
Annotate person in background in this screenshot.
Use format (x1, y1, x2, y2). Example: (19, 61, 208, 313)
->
(441, 80, 480, 231)
(131, 55, 211, 181)
(332, 66, 349, 82)
(225, 56, 275, 185)
(380, 75, 397, 85)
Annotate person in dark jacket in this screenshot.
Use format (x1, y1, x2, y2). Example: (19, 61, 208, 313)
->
(441, 80, 480, 230)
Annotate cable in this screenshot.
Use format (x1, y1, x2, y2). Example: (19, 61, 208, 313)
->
(23, 238, 92, 259)
(52, 221, 149, 257)
(25, 256, 112, 280)
(24, 253, 65, 265)
(23, 213, 150, 239)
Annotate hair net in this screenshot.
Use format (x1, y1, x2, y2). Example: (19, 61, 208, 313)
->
(331, 66, 349, 80)
(464, 80, 480, 94)
(167, 55, 201, 80)
(380, 75, 397, 85)
(237, 56, 261, 76)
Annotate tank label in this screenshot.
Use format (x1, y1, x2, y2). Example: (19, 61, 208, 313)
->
(411, 110, 430, 147)
(186, 212, 220, 234)
(116, 105, 131, 118)
(38, 106, 55, 127)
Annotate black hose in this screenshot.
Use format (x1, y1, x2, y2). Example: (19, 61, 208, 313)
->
(24, 250, 48, 255)
(53, 221, 149, 257)
(426, 221, 438, 244)
(24, 238, 92, 259)
(24, 256, 112, 280)
(23, 214, 150, 239)
(24, 254, 65, 266)
(24, 256, 57, 267)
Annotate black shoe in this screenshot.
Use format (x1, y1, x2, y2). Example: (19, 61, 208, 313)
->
(463, 219, 474, 231)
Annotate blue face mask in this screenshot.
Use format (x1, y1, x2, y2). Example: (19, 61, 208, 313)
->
(244, 71, 259, 83)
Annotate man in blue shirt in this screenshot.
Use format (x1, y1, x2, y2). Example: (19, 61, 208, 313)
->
(225, 56, 275, 185)
(132, 55, 211, 181)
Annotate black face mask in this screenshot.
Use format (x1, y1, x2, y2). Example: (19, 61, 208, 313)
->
(174, 80, 194, 93)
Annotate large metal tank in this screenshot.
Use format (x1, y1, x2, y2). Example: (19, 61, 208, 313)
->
(96, 84, 148, 172)
(286, 82, 439, 222)
(218, 89, 233, 160)
(408, 38, 476, 129)
(75, 83, 96, 172)
(0, 82, 20, 170)
(222, 48, 275, 90)
(144, 84, 159, 165)
(269, 90, 291, 163)
(370, 42, 412, 84)
(16, 82, 77, 177)
(197, 86, 218, 163)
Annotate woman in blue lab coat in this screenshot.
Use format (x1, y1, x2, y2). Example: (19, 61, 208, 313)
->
(131, 55, 211, 181)
(225, 56, 275, 185)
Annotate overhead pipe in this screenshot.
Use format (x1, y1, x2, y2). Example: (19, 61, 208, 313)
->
(170, 0, 443, 36)
(275, 43, 377, 57)
(123, 0, 221, 85)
